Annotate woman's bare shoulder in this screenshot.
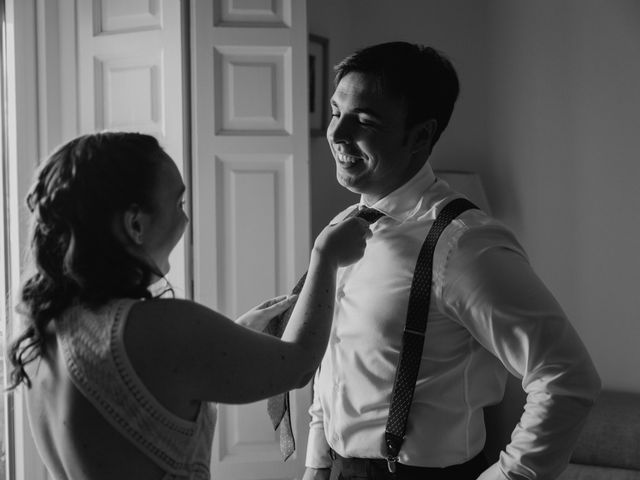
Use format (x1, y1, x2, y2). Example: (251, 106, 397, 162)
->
(127, 298, 229, 329)
(124, 297, 237, 368)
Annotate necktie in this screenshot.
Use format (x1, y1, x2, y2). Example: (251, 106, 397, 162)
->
(265, 206, 385, 460)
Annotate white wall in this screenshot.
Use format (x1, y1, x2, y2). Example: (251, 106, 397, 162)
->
(308, 0, 640, 392)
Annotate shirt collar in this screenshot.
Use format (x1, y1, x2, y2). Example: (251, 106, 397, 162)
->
(360, 161, 437, 222)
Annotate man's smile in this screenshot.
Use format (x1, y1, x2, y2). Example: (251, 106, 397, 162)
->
(335, 151, 364, 169)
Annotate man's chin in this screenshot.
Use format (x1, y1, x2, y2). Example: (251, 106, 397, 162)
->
(336, 173, 363, 194)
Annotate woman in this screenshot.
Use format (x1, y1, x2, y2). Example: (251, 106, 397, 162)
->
(8, 132, 370, 480)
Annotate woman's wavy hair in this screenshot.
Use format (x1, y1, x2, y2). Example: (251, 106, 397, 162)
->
(8, 131, 169, 389)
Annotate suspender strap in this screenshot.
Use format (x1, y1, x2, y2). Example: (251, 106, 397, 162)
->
(384, 198, 478, 472)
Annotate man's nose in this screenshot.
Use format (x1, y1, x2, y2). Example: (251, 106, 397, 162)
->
(327, 116, 352, 144)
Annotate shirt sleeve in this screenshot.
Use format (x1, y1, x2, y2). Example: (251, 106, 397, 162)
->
(305, 369, 332, 468)
(440, 221, 601, 480)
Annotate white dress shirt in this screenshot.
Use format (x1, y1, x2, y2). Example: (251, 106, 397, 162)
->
(306, 162, 600, 479)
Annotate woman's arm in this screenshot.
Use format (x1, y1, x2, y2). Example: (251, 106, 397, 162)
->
(125, 217, 370, 405)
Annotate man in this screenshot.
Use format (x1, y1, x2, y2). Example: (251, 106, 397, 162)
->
(302, 42, 600, 480)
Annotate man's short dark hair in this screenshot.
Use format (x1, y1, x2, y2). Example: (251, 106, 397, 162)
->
(334, 42, 460, 145)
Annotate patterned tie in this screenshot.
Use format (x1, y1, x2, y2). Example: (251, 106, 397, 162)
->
(265, 206, 385, 460)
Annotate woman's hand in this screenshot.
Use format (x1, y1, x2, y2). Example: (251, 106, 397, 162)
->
(313, 217, 372, 268)
(236, 294, 298, 331)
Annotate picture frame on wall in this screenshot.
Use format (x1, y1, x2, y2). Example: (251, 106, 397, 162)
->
(308, 34, 329, 136)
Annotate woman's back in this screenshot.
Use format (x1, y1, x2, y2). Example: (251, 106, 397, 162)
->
(24, 300, 215, 480)
(26, 332, 166, 479)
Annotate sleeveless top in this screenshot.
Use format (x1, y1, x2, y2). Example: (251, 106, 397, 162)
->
(57, 298, 217, 479)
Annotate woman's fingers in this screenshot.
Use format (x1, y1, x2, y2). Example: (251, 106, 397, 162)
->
(263, 294, 298, 315)
(256, 295, 289, 309)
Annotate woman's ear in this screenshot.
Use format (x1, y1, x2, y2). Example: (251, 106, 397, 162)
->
(123, 205, 145, 246)
(410, 118, 438, 154)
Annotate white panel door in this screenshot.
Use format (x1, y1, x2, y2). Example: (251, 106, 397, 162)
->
(75, 0, 188, 295)
(190, 1, 311, 479)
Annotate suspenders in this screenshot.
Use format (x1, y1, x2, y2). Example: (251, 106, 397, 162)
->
(268, 197, 478, 463)
(384, 198, 478, 472)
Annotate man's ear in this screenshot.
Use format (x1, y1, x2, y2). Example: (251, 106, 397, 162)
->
(123, 204, 145, 246)
(410, 118, 438, 154)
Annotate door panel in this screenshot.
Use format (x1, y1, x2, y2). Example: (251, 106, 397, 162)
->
(190, 0, 311, 478)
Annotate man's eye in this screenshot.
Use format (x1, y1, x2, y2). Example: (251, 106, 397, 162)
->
(330, 111, 340, 117)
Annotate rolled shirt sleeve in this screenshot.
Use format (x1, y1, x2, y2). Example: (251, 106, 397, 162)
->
(441, 223, 601, 479)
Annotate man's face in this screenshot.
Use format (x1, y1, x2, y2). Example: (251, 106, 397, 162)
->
(327, 72, 424, 204)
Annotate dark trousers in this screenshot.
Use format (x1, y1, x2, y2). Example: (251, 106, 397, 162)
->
(330, 450, 489, 480)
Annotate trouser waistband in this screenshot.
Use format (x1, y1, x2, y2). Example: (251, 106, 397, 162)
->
(329, 449, 489, 480)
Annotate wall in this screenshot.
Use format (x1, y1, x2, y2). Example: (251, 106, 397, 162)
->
(307, 1, 359, 234)
(307, 0, 640, 392)
(486, 0, 640, 392)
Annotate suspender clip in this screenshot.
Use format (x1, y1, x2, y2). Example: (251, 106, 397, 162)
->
(385, 431, 402, 474)
(386, 455, 398, 473)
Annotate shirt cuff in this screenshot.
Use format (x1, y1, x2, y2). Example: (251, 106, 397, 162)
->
(305, 425, 332, 469)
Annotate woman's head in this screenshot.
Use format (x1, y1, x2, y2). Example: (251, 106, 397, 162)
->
(28, 131, 187, 292)
(9, 131, 187, 388)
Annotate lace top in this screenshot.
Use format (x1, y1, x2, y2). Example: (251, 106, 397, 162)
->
(57, 298, 216, 479)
